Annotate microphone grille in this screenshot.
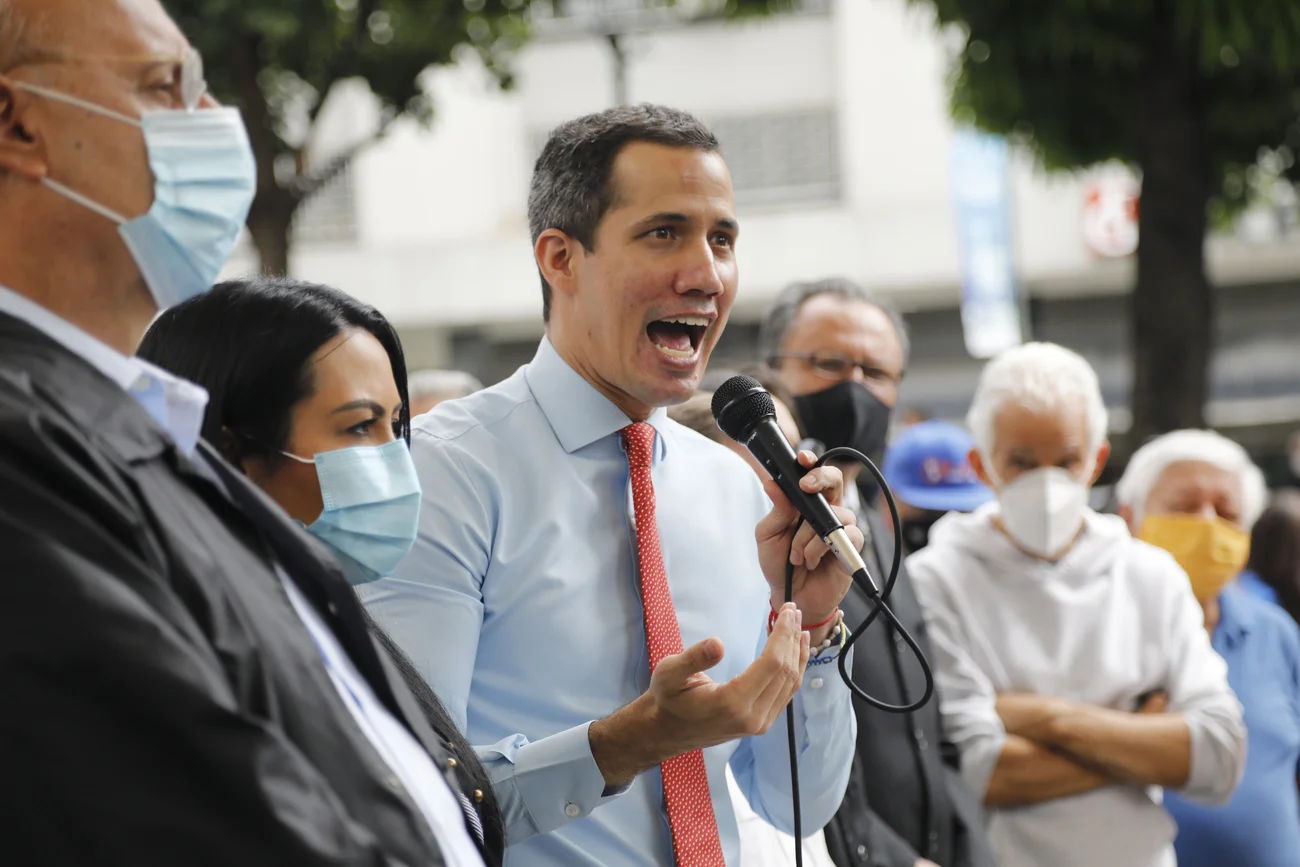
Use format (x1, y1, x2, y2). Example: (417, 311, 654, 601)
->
(710, 374, 776, 442)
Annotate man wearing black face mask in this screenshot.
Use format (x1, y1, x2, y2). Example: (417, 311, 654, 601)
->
(763, 279, 994, 867)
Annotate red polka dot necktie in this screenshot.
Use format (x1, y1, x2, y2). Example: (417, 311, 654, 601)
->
(621, 422, 726, 867)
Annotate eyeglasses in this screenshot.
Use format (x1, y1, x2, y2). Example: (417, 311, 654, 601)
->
(176, 48, 208, 111)
(772, 353, 903, 387)
(10, 48, 208, 111)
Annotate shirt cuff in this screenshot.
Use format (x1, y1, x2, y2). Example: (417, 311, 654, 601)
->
(959, 731, 1007, 800)
(799, 646, 853, 718)
(494, 721, 619, 835)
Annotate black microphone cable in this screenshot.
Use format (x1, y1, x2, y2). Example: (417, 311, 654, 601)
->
(782, 445, 934, 867)
(709, 374, 933, 866)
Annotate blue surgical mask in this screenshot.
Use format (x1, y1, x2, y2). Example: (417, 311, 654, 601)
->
(282, 440, 423, 583)
(12, 83, 256, 311)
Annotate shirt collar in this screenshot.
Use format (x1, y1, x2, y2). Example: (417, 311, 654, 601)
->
(525, 335, 671, 460)
(1216, 581, 1256, 648)
(0, 285, 209, 456)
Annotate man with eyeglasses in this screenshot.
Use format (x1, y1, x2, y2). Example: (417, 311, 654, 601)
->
(0, 2, 489, 863)
(761, 279, 995, 867)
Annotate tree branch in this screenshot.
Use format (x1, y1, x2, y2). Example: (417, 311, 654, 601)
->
(292, 112, 398, 202)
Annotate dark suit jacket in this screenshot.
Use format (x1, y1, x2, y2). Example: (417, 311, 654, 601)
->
(0, 313, 490, 866)
(823, 510, 994, 867)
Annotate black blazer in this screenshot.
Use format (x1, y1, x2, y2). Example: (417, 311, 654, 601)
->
(823, 510, 995, 867)
(0, 313, 490, 866)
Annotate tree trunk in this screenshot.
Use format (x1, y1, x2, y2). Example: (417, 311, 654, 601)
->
(247, 191, 295, 276)
(230, 32, 297, 276)
(1129, 6, 1212, 450)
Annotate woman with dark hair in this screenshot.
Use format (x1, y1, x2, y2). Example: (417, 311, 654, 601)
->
(1243, 489, 1300, 628)
(137, 277, 504, 864)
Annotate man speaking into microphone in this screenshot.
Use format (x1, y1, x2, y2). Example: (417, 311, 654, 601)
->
(362, 105, 861, 867)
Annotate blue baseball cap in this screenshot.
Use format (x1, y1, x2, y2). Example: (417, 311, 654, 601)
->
(883, 420, 994, 512)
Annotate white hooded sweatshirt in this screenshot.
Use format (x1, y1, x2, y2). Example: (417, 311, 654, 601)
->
(908, 502, 1246, 867)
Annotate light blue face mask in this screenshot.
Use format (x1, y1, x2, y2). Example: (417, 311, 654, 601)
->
(282, 440, 423, 584)
(13, 83, 256, 311)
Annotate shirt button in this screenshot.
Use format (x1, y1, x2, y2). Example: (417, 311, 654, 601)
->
(856, 843, 869, 861)
(810, 676, 825, 689)
(447, 758, 458, 769)
(385, 775, 402, 791)
(564, 803, 581, 818)
(474, 789, 484, 803)
(914, 728, 928, 749)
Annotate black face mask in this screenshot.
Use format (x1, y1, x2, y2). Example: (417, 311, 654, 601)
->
(792, 380, 893, 464)
(901, 511, 946, 552)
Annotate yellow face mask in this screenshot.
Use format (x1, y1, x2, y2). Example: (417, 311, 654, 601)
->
(1138, 514, 1250, 602)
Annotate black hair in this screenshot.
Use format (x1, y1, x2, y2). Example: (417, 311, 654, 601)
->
(527, 103, 719, 322)
(1247, 489, 1300, 631)
(138, 277, 411, 466)
(137, 277, 504, 862)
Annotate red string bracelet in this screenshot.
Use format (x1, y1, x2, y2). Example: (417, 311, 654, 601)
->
(768, 604, 841, 634)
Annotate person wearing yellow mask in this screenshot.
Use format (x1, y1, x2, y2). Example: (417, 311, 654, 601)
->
(1117, 429, 1300, 867)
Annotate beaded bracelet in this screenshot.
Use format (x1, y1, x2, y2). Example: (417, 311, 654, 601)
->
(807, 613, 848, 667)
(809, 609, 845, 655)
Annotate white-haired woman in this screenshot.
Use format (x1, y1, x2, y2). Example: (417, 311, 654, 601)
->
(908, 342, 1246, 867)
(1117, 430, 1300, 867)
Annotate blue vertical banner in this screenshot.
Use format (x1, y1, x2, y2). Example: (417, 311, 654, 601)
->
(949, 129, 1022, 359)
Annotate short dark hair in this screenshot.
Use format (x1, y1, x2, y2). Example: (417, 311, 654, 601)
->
(528, 104, 719, 322)
(758, 277, 911, 369)
(1247, 489, 1300, 629)
(136, 277, 412, 467)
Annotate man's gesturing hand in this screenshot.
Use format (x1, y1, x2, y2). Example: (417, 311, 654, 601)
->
(757, 451, 863, 644)
(589, 603, 811, 788)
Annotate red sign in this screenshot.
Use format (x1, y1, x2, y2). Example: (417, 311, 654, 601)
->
(1082, 173, 1140, 258)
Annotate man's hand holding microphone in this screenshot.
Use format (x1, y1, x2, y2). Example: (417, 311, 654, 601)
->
(589, 450, 860, 788)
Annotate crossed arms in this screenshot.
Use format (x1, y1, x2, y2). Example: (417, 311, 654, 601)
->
(985, 691, 1191, 807)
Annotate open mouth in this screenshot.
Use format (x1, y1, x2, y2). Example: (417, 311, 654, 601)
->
(646, 316, 709, 359)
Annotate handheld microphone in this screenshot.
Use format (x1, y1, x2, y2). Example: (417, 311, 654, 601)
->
(710, 375, 868, 579)
(711, 374, 935, 867)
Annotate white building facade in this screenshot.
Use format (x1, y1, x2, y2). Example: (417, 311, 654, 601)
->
(222, 0, 1300, 465)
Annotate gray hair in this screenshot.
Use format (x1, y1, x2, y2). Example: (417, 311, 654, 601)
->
(967, 341, 1109, 463)
(758, 278, 910, 368)
(408, 369, 483, 403)
(1115, 429, 1269, 530)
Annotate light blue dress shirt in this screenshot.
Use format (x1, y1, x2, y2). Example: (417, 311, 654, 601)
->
(1165, 584, 1300, 867)
(1236, 569, 1280, 606)
(0, 285, 208, 455)
(0, 285, 484, 865)
(361, 336, 857, 867)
